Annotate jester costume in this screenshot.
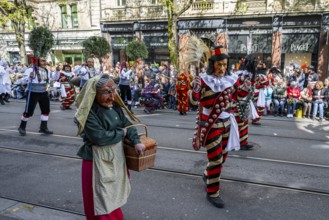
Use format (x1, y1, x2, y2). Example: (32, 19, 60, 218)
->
(192, 46, 251, 208)
(176, 72, 191, 115)
(232, 70, 257, 150)
(57, 65, 75, 110)
(252, 65, 267, 125)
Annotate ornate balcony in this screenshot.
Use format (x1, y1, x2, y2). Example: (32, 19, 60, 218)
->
(191, 1, 214, 10)
(103, 5, 165, 21)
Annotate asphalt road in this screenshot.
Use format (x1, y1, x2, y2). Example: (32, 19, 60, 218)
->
(0, 100, 329, 220)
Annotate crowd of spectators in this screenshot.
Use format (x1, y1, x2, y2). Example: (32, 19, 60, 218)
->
(2, 58, 329, 122)
(261, 64, 329, 122)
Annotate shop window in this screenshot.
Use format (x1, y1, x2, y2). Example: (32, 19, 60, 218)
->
(71, 4, 78, 28)
(60, 5, 68, 29)
(74, 56, 83, 66)
(117, 0, 126, 6)
(65, 57, 73, 65)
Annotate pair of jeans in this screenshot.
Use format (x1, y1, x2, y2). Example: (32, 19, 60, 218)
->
(312, 100, 324, 118)
(287, 99, 297, 115)
(274, 99, 285, 114)
(169, 95, 177, 110)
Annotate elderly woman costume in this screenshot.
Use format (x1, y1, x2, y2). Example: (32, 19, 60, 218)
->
(75, 74, 145, 220)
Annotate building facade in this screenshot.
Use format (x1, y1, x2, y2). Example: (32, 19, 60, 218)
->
(0, 0, 102, 66)
(100, 0, 329, 79)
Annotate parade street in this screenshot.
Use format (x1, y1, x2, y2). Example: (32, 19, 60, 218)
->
(1, 100, 329, 220)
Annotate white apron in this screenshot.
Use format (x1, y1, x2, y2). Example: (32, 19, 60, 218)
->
(92, 140, 131, 216)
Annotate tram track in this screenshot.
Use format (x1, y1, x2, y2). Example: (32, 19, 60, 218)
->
(146, 124, 329, 143)
(0, 122, 328, 144)
(1, 146, 329, 197)
(1, 141, 329, 169)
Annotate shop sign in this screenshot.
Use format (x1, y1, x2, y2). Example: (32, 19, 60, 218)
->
(290, 43, 309, 52)
(57, 39, 84, 46)
(7, 41, 19, 47)
(282, 34, 318, 53)
(112, 37, 133, 49)
(144, 36, 168, 48)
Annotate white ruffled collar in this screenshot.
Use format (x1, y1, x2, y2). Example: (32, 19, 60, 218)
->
(201, 73, 238, 92)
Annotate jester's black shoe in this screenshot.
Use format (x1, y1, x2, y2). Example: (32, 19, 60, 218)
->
(206, 195, 225, 208)
(252, 121, 261, 126)
(240, 144, 254, 150)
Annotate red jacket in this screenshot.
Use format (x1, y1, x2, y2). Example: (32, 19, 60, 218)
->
(287, 86, 300, 99)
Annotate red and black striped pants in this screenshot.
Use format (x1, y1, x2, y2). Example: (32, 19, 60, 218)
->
(203, 117, 230, 197)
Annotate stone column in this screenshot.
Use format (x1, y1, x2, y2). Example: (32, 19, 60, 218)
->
(271, 31, 281, 68)
(318, 14, 329, 79)
(178, 30, 190, 72)
(271, 16, 283, 68)
(317, 32, 329, 80)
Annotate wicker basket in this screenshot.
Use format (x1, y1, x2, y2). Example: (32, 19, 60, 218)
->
(124, 124, 157, 171)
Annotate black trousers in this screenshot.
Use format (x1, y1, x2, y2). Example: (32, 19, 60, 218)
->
(119, 84, 132, 102)
(23, 91, 50, 117)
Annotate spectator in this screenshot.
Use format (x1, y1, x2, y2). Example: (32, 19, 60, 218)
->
(102, 53, 111, 74)
(300, 82, 315, 119)
(286, 81, 301, 118)
(159, 64, 170, 78)
(288, 67, 305, 90)
(168, 77, 177, 110)
(264, 83, 273, 115)
(303, 65, 319, 88)
(74, 58, 99, 90)
(323, 78, 329, 119)
(12, 74, 26, 99)
(312, 81, 325, 122)
(0, 61, 11, 105)
(273, 79, 287, 117)
(169, 64, 178, 78)
(160, 75, 170, 107)
(119, 61, 134, 113)
(141, 79, 164, 114)
(143, 64, 152, 78)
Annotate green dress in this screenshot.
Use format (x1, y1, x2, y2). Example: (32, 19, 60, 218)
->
(77, 102, 140, 161)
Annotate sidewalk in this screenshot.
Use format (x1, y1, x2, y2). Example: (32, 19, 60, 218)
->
(0, 198, 84, 220)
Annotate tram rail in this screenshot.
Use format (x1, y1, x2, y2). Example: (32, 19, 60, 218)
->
(0, 121, 328, 144)
(1, 146, 329, 197)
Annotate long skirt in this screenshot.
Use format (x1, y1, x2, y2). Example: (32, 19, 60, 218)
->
(81, 160, 123, 220)
(61, 85, 75, 109)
